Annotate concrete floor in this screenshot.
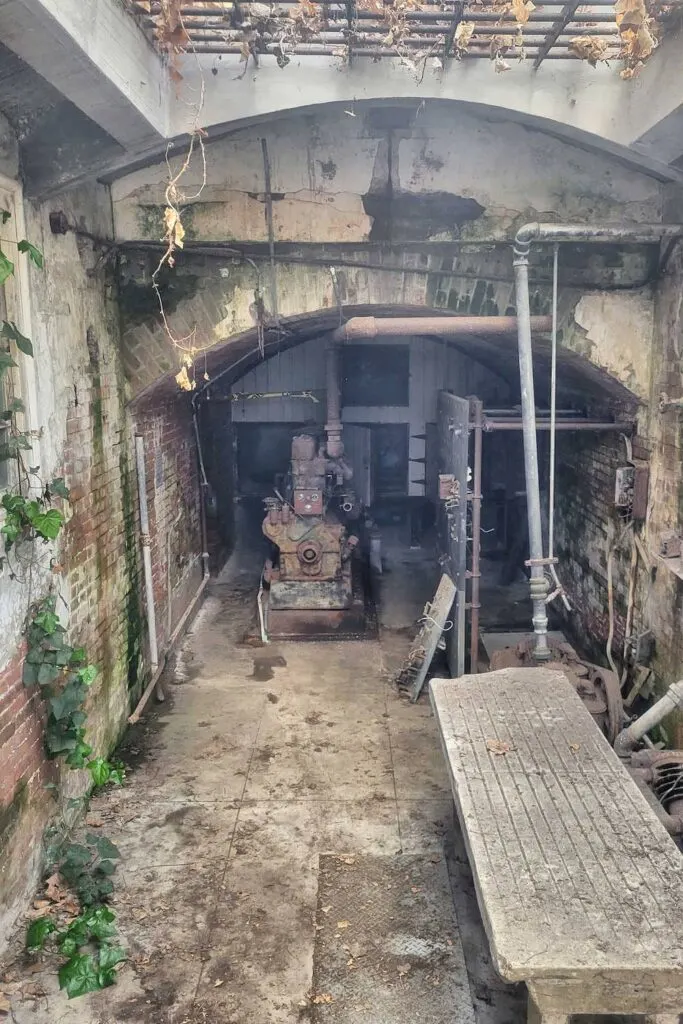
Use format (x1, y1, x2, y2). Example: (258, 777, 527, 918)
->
(1, 539, 527, 1024)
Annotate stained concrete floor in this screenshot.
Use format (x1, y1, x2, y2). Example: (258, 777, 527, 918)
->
(1, 538, 526, 1024)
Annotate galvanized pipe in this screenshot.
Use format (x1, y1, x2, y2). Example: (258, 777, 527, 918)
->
(332, 314, 551, 341)
(483, 419, 634, 431)
(614, 680, 683, 755)
(469, 398, 483, 674)
(512, 250, 550, 660)
(512, 220, 683, 660)
(134, 435, 160, 676)
(325, 341, 343, 458)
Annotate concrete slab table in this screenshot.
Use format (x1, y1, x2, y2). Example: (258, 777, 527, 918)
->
(430, 667, 683, 1024)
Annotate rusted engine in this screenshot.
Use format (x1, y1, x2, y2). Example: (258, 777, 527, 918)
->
(262, 434, 358, 611)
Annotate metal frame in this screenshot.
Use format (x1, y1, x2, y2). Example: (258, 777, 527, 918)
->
(129, 0, 622, 65)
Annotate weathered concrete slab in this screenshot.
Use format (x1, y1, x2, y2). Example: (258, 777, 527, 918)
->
(430, 668, 683, 997)
(310, 853, 475, 1024)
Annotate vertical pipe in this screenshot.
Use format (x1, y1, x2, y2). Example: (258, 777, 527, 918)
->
(135, 435, 159, 674)
(512, 246, 550, 660)
(260, 137, 279, 322)
(548, 244, 558, 563)
(325, 340, 343, 458)
(469, 398, 483, 673)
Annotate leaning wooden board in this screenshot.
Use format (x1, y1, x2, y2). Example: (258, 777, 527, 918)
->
(430, 668, 683, 1020)
(409, 572, 457, 702)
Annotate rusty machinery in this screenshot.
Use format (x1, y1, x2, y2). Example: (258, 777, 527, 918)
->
(260, 344, 374, 639)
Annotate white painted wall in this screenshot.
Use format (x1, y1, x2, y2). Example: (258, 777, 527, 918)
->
(231, 334, 510, 496)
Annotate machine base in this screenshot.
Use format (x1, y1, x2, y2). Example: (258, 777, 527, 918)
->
(259, 563, 376, 641)
(269, 576, 352, 611)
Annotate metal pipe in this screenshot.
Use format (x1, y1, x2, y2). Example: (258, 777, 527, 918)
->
(512, 220, 683, 658)
(614, 680, 683, 755)
(512, 250, 549, 660)
(548, 244, 559, 565)
(469, 398, 483, 674)
(128, 571, 210, 725)
(515, 223, 683, 249)
(332, 314, 551, 341)
(483, 419, 634, 431)
(325, 341, 343, 458)
(135, 435, 160, 676)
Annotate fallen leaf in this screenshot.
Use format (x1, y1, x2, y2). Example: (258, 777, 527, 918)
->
(213, 979, 224, 987)
(0, 992, 10, 1014)
(338, 856, 355, 865)
(312, 993, 334, 1004)
(568, 742, 580, 753)
(321, 905, 332, 914)
(45, 872, 67, 903)
(397, 963, 411, 977)
(486, 738, 514, 755)
(454, 20, 474, 51)
(568, 35, 609, 65)
(337, 920, 350, 929)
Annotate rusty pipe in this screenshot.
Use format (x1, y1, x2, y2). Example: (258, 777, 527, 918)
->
(325, 341, 343, 458)
(331, 315, 551, 341)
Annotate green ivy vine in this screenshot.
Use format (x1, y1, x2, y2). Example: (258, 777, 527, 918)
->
(0, 210, 127, 996)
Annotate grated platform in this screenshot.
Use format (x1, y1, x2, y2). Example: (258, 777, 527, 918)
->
(311, 853, 475, 1024)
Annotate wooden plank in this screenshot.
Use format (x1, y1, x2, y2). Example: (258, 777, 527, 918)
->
(408, 572, 457, 702)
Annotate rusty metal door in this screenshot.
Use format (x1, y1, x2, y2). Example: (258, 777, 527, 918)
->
(437, 391, 470, 677)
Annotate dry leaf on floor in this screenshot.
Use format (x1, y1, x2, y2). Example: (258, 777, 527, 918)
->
(0, 992, 10, 1014)
(486, 738, 514, 755)
(312, 993, 334, 1004)
(213, 979, 224, 987)
(321, 905, 332, 914)
(568, 742, 580, 753)
(397, 963, 411, 977)
(337, 920, 350, 929)
(338, 856, 355, 865)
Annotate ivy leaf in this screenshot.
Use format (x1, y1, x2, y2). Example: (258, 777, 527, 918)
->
(91, 835, 120, 861)
(78, 665, 98, 686)
(49, 681, 87, 721)
(98, 944, 126, 972)
(2, 320, 33, 357)
(87, 758, 111, 788)
(49, 477, 70, 500)
(62, 844, 92, 869)
(1, 397, 25, 420)
(58, 953, 103, 999)
(17, 239, 44, 269)
(37, 662, 60, 687)
(97, 859, 117, 876)
(1, 209, 11, 224)
(22, 662, 38, 686)
(84, 907, 117, 941)
(34, 608, 60, 634)
(0, 249, 14, 285)
(26, 916, 56, 952)
(70, 647, 87, 665)
(0, 349, 17, 376)
(64, 738, 92, 767)
(31, 508, 64, 541)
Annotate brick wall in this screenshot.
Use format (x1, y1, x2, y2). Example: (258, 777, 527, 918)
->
(553, 435, 636, 663)
(0, 183, 203, 950)
(132, 395, 204, 652)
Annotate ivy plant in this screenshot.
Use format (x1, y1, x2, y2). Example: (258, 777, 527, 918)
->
(24, 595, 125, 785)
(26, 899, 125, 998)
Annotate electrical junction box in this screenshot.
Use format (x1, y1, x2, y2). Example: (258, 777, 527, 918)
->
(614, 464, 649, 520)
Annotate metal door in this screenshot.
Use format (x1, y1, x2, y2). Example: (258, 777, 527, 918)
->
(344, 425, 373, 506)
(437, 391, 470, 677)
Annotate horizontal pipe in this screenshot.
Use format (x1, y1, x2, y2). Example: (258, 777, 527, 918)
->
(483, 419, 634, 431)
(332, 314, 551, 340)
(614, 680, 683, 755)
(189, 45, 601, 56)
(181, 25, 619, 39)
(141, 7, 621, 21)
(515, 222, 683, 253)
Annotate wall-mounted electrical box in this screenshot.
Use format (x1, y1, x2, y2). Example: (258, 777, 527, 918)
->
(614, 463, 649, 520)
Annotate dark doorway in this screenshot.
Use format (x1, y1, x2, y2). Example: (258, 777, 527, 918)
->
(371, 423, 409, 498)
(236, 423, 317, 496)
